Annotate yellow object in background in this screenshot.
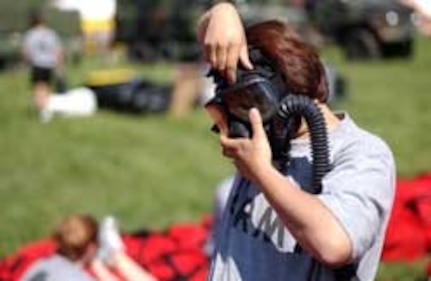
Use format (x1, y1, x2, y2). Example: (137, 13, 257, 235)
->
(81, 19, 116, 55)
(82, 18, 115, 34)
(85, 68, 136, 87)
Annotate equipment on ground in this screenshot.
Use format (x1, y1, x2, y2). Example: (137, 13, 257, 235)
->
(85, 69, 172, 114)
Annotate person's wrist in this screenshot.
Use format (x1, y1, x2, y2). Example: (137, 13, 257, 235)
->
(251, 160, 275, 184)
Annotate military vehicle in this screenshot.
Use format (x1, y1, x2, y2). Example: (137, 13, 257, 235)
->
(236, 1, 322, 48)
(0, 0, 81, 70)
(115, 0, 209, 62)
(115, 0, 316, 62)
(307, 0, 415, 59)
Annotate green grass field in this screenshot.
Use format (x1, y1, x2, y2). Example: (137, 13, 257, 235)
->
(0, 38, 430, 280)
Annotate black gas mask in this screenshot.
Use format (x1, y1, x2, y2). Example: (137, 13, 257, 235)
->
(206, 47, 330, 192)
(207, 47, 288, 139)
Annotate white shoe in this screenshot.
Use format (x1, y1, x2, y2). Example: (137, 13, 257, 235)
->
(39, 109, 53, 123)
(97, 215, 124, 261)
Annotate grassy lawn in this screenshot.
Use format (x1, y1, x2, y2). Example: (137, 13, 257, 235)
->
(326, 38, 431, 178)
(0, 59, 233, 256)
(0, 37, 430, 280)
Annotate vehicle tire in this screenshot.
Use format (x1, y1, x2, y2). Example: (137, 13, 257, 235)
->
(128, 42, 161, 63)
(382, 40, 413, 59)
(344, 28, 381, 60)
(0, 57, 5, 70)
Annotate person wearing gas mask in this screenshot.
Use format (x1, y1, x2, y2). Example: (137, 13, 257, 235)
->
(199, 3, 396, 281)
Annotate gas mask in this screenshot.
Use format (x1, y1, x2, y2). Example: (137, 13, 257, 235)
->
(206, 47, 288, 139)
(205, 46, 330, 191)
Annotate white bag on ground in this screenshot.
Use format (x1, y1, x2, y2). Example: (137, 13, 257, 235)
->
(47, 87, 98, 117)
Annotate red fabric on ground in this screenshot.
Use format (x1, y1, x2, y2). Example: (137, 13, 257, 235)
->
(413, 174, 431, 251)
(0, 220, 210, 281)
(124, 222, 210, 281)
(382, 175, 431, 261)
(3, 175, 431, 279)
(0, 239, 55, 280)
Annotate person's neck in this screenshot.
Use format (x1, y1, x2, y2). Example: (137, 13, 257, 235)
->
(295, 103, 340, 139)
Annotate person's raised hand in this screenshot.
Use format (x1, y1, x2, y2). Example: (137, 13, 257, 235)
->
(197, 2, 253, 83)
(220, 108, 272, 181)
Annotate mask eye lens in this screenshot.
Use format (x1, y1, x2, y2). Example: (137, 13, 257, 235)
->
(225, 89, 253, 120)
(222, 79, 278, 123)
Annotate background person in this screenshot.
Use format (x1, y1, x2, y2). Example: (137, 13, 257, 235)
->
(199, 4, 396, 280)
(21, 214, 98, 281)
(21, 214, 157, 281)
(21, 10, 64, 120)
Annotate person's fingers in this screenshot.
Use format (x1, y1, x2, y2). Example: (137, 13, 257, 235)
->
(239, 44, 253, 70)
(221, 139, 236, 158)
(216, 44, 228, 72)
(220, 134, 232, 147)
(220, 134, 239, 148)
(222, 146, 236, 158)
(220, 135, 248, 156)
(225, 43, 241, 83)
(197, 12, 214, 64)
(204, 41, 217, 67)
(249, 108, 265, 139)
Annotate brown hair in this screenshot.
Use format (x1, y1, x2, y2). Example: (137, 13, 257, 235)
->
(245, 20, 328, 102)
(29, 10, 45, 28)
(53, 214, 98, 262)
